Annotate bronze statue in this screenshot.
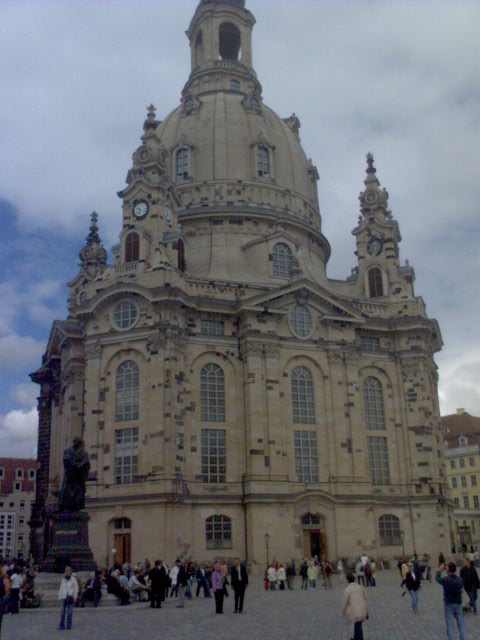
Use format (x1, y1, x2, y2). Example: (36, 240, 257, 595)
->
(58, 437, 90, 512)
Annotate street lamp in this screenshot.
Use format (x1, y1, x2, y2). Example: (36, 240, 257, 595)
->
(264, 532, 270, 567)
(400, 530, 405, 556)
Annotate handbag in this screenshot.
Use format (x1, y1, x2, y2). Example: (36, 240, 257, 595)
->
(223, 585, 229, 597)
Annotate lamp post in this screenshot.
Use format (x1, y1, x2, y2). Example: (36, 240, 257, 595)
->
(264, 532, 270, 568)
(400, 530, 405, 556)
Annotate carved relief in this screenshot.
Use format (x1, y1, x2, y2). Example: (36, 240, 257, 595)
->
(85, 341, 102, 361)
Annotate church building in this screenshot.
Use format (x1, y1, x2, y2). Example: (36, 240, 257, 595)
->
(30, 0, 451, 568)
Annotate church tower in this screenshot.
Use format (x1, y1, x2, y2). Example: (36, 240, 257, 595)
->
(31, 0, 450, 569)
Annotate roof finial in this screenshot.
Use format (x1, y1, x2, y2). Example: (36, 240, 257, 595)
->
(144, 103, 159, 131)
(86, 211, 101, 245)
(366, 152, 376, 175)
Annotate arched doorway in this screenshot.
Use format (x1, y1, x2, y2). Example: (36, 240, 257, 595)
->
(113, 517, 131, 565)
(301, 513, 327, 560)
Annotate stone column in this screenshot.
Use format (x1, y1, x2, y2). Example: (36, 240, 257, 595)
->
(264, 344, 282, 478)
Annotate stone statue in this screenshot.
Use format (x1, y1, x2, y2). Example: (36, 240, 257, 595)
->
(58, 437, 90, 512)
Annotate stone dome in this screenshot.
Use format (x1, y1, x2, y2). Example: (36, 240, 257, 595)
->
(155, 92, 323, 232)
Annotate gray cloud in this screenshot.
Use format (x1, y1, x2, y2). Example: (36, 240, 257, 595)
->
(0, 0, 479, 421)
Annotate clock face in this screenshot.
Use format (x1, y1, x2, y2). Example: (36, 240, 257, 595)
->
(165, 205, 172, 225)
(365, 191, 377, 204)
(133, 201, 149, 220)
(368, 238, 382, 257)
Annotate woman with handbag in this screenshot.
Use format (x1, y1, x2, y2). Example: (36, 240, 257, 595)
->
(340, 572, 369, 640)
(58, 566, 79, 630)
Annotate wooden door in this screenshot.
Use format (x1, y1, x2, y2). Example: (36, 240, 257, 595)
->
(114, 533, 131, 564)
(302, 530, 311, 558)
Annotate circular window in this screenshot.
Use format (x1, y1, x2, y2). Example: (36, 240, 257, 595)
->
(289, 305, 313, 339)
(112, 300, 139, 331)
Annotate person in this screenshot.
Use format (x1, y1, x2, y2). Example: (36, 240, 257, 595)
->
(355, 559, 365, 586)
(341, 572, 368, 640)
(169, 563, 179, 599)
(128, 570, 149, 601)
(370, 559, 377, 587)
(436, 561, 466, 640)
(364, 561, 372, 588)
(149, 560, 167, 608)
(107, 570, 130, 605)
(307, 561, 318, 590)
(230, 558, 248, 613)
(267, 565, 277, 590)
(323, 560, 333, 589)
(58, 566, 79, 631)
(277, 564, 287, 590)
(175, 559, 188, 608)
(337, 558, 344, 576)
(196, 565, 211, 598)
(404, 563, 420, 613)
(212, 562, 224, 614)
(460, 559, 479, 614)
(400, 556, 409, 592)
(9, 567, 23, 614)
(474, 547, 480, 569)
(300, 559, 309, 590)
(79, 571, 102, 607)
(286, 562, 295, 590)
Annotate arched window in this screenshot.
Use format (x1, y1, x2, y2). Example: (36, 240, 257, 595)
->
(379, 514, 401, 546)
(249, 96, 260, 111)
(205, 514, 232, 549)
(289, 305, 312, 338)
(113, 517, 131, 530)
(272, 242, 292, 277)
(257, 146, 270, 177)
(230, 79, 240, 90)
(125, 232, 139, 263)
(368, 267, 384, 297)
(363, 377, 385, 430)
(219, 22, 241, 61)
(194, 30, 203, 66)
(291, 366, 315, 424)
(115, 361, 139, 422)
(201, 364, 225, 422)
(175, 148, 189, 181)
(177, 239, 186, 272)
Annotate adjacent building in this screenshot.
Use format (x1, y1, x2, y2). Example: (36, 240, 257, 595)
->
(30, 0, 450, 568)
(443, 409, 480, 549)
(0, 458, 37, 561)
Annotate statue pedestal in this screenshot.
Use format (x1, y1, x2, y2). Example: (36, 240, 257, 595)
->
(42, 511, 96, 573)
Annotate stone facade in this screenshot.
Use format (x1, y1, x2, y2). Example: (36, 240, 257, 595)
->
(30, 0, 451, 568)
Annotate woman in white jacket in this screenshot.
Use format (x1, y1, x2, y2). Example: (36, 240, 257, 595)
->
(340, 572, 368, 640)
(58, 566, 79, 630)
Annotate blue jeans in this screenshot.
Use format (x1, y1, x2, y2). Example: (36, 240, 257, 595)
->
(59, 599, 74, 630)
(445, 603, 466, 640)
(409, 589, 418, 612)
(309, 579, 316, 589)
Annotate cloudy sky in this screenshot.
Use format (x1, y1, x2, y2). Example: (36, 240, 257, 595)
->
(0, 0, 479, 458)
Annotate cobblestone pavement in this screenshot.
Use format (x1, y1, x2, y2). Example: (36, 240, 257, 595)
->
(2, 570, 480, 640)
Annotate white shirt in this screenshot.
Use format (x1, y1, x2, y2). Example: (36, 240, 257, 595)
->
(169, 566, 179, 585)
(10, 573, 23, 589)
(267, 567, 277, 581)
(360, 555, 369, 567)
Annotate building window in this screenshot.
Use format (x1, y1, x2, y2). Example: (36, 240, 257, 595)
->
(175, 148, 189, 181)
(367, 436, 390, 486)
(0, 469, 3, 479)
(360, 336, 380, 351)
(230, 79, 240, 90)
(363, 377, 386, 431)
(472, 475, 477, 487)
(454, 497, 460, 507)
(474, 496, 479, 509)
(257, 146, 270, 177)
(463, 496, 470, 509)
(19, 501, 25, 511)
(301, 513, 322, 526)
(16, 469, 23, 479)
(459, 436, 467, 447)
(368, 267, 384, 298)
(201, 364, 225, 422)
(177, 239, 186, 272)
(294, 431, 318, 482)
(114, 428, 139, 485)
(461, 476, 467, 488)
(272, 243, 292, 278)
(19, 517, 24, 527)
(112, 300, 138, 331)
(451, 460, 456, 470)
(452, 477, 457, 488)
(114, 517, 131, 530)
(249, 96, 260, 111)
(115, 361, 140, 422)
(125, 232, 140, 263)
(28, 469, 36, 480)
(460, 458, 465, 468)
(201, 429, 226, 484)
(14, 482, 21, 492)
(379, 514, 401, 546)
(291, 366, 315, 424)
(289, 305, 313, 339)
(200, 319, 225, 336)
(205, 515, 232, 550)
(470, 457, 475, 467)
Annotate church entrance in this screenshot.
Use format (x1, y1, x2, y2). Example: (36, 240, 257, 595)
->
(301, 513, 327, 560)
(113, 518, 131, 565)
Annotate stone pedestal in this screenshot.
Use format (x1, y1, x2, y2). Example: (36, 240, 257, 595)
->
(43, 511, 96, 573)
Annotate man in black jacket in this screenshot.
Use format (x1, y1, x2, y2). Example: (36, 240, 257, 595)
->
(460, 558, 480, 614)
(149, 560, 167, 609)
(230, 558, 248, 613)
(404, 563, 420, 613)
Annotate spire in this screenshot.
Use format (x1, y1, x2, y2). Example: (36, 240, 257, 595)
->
(366, 152, 376, 175)
(86, 211, 101, 245)
(358, 151, 390, 218)
(143, 104, 160, 131)
(79, 211, 107, 278)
